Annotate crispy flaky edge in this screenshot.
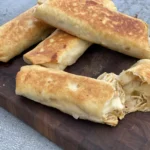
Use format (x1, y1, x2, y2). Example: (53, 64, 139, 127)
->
(16, 65, 125, 126)
(119, 59, 150, 114)
(0, 5, 55, 62)
(35, 0, 150, 59)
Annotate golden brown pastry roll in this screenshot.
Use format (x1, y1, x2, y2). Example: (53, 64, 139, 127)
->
(23, 29, 91, 70)
(35, 0, 150, 59)
(16, 65, 125, 126)
(0, 6, 55, 62)
(119, 59, 150, 113)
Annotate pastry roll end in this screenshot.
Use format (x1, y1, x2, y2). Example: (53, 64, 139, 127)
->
(119, 59, 150, 114)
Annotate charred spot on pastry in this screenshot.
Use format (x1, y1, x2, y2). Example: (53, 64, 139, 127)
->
(63, 44, 67, 48)
(51, 53, 57, 61)
(86, 0, 99, 6)
(125, 47, 130, 51)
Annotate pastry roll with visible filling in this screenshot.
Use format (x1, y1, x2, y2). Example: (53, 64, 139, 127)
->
(35, 0, 150, 59)
(16, 65, 125, 126)
(0, 6, 55, 62)
(119, 59, 150, 113)
(23, 29, 91, 70)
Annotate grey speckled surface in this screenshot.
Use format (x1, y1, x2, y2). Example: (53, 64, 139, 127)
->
(0, 108, 61, 150)
(0, 0, 150, 150)
(113, 0, 150, 24)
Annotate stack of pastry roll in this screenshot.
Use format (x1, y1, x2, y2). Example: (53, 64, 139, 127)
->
(1, 0, 150, 63)
(23, 0, 117, 70)
(17, 0, 124, 127)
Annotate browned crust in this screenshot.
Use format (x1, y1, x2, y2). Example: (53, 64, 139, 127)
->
(0, 6, 49, 50)
(16, 65, 115, 110)
(24, 30, 80, 64)
(48, 0, 148, 43)
(35, 0, 147, 53)
(0, 6, 55, 62)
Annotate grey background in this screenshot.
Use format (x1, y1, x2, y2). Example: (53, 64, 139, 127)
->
(0, 0, 150, 150)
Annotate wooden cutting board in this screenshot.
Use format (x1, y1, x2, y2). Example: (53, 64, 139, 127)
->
(1, 1, 150, 150)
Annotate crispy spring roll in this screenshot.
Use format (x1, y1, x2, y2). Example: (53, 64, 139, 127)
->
(16, 65, 125, 126)
(23, 29, 91, 70)
(35, 0, 150, 59)
(0, 6, 55, 62)
(24, 0, 117, 69)
(119, 59, 150, 113)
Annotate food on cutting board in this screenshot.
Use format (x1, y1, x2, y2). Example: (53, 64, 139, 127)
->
(1, 0, 150, 127)
(35, 0, 150, 59)
(0, 5, 55, 62)
(16, 65, 125, 126)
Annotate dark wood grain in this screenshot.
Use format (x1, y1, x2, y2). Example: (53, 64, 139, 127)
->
(0, 1, 150, 150)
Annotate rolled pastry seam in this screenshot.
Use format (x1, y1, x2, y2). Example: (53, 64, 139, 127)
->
(23, 29, 91, 70)
(119, 59, 150, 114)
(35, 0, 150, 59)
(0, 6, 55, 62)
(16, 65, 125, 126)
